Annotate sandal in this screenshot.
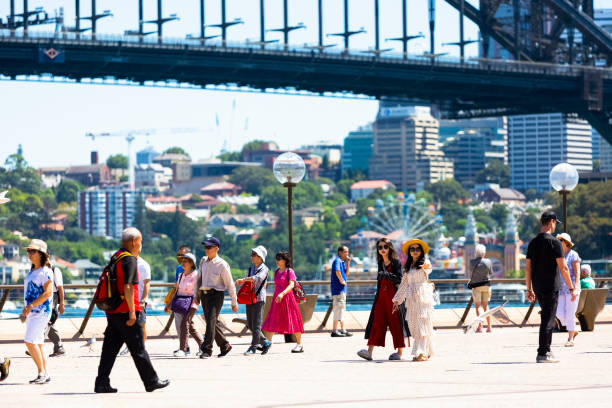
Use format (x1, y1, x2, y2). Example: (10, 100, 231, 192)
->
(564, 341, 575, 347)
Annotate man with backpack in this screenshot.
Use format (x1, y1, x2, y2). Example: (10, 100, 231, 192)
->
(94, 227, 169, 393)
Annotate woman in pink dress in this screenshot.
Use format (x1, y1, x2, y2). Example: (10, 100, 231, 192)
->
(262, 251, 305, 353)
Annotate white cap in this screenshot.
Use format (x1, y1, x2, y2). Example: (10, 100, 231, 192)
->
(251, 245, 267, 262)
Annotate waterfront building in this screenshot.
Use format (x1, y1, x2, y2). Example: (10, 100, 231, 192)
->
(341, 125, 373, 178)
(369, 104, 453, 191)
(441, 118, 507, 186)
(509, 113, 593, 193)
(77, 186, 145, 238)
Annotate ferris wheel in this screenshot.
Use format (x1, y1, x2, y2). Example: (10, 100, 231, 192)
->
(366, 192, 444, 257)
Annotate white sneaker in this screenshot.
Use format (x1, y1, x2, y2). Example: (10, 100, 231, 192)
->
(173, 350, 186, 357)
(291, 344, 304, 353)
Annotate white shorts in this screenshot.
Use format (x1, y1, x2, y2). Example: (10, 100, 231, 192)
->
(25, 312, 51, 344)
(332, 293, 346, 322)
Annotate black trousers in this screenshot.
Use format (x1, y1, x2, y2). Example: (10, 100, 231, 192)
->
(535, 290, 559, 356)
(200, 290, 230, 355)
(95, 313, 159, 388)
(246, 301, 266, 347)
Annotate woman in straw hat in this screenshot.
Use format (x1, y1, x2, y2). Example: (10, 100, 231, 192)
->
(555, 233, 581, 347)
(393, 239, 435, 362)
(21, 239, 54, 384)
(358, 238, 409, 361)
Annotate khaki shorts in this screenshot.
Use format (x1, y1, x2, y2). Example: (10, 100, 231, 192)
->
(471, 285, 491, 303)
(332, 293, 346, 322)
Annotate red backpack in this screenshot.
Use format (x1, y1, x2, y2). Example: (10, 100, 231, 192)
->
(93, 250, 132, 311)
(237, 266, 268, 305)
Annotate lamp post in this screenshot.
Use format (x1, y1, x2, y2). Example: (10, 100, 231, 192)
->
(273, 152, 306, 265)
(549, 162, 579, 233)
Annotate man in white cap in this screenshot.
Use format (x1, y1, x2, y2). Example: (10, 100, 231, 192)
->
(236, 245, 272, 355)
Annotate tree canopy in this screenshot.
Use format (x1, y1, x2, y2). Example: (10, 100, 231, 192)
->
(426, 179, 470, 204)
(229, 166, 277, 195)
(475, 159, 510, 187)
(164, 147, 190, 157)
(106, 154, 128, 169)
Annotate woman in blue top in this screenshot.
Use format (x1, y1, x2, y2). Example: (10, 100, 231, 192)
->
(21, 239, 54, 384)
(555, 233, 581, 347)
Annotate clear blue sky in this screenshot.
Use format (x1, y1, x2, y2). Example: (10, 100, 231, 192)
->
(0, 0, 606, 167)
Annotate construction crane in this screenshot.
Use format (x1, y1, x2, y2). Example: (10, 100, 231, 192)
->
(85, 127, 200, 189)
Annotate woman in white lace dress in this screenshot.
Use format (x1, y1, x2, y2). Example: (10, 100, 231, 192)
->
(393, 239, 435, 362)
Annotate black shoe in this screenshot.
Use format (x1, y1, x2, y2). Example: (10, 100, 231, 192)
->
(199, 353, 212, 359)
(244, 346, 257, 356)
(0, 358, 9, 382)
(341, 330, 353, 337)
(49, 348, 66, 357)
(145, 379, 170, 392)
(25, 350, 31, 356)
(536, 352, 559, 363)
(331, 330, 345, 337)
(94, 385, 118, 393)
(261, 341, 271, 355)
(218, 344, 232, 357)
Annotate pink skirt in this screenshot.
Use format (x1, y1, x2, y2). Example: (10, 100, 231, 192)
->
(262, 292, 304, 334)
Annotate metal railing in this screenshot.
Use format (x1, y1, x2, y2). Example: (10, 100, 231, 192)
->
(1, 278, 611, 338)
(1, 29, 610, 80)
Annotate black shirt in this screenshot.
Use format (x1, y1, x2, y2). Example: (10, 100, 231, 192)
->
(526, 233, 563, 293)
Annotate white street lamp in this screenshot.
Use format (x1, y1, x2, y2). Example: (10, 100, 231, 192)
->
(273, 152, 306, 265)
(549, 162, 579, 233)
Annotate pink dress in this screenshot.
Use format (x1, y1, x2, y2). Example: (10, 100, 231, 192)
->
(262, 268, 304, 334)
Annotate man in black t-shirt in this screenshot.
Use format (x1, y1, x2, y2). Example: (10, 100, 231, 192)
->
(525, 211, 576, 363)
(94, 227, 170, 393)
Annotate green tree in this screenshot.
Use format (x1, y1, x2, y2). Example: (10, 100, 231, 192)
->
(106, 154, 128, 169)
(235, 204, 258, 214)
(524, 189, 538, 202)
(229, 167, 277, 195)
(0, 154, 41, 194)
(210, 203, 233, 215)
(164, 147, 190, 157)
(489, 203, 509, 231)
(440, 202, 468, 238)
(241, 140, 274, 154)
(217, 151, 242, 161)
(426, 179, 470, 204)
(336, 179, 355, 199)
(55, 179, 83, 204)
(475, 159, 510, 187)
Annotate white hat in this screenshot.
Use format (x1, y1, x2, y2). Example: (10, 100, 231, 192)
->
(182, 253, 197, 267)
(556, 233, 574, 248)
(251, 245, 267, 262)
(25, 239, 49, 256)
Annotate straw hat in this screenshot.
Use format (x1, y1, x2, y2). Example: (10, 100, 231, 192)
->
(402, 239, 429, 256)
(24, 239, 49, 256)
(556, 233, 574, 248)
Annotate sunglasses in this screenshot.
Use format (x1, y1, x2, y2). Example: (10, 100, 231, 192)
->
(26, 249, 37, 254)
(377, 244, 389, 250)
(409, 246, 421, 252)
(204, 245, 214, 250)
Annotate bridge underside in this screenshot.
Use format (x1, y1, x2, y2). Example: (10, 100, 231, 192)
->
(0, 37, 611, 140)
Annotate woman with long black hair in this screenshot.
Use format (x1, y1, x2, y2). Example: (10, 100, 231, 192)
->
(393, 239, 435, 362)
(357, 238, 409, 361)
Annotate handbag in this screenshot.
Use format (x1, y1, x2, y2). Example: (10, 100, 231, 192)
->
(164, 288, 176, 306)
(170, 273, 194, 315)
(237, 266, 267, 305)
(287, 269, 307, 304)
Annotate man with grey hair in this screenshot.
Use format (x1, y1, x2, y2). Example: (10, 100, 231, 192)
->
(95, 227, 169, 393)
(467, 244, 493, 333)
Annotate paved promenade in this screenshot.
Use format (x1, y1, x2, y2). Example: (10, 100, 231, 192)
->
(2, 323, 612, 408)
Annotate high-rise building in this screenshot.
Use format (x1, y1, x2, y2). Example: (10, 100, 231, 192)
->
(78, 186, 145, 238)
(601, 136, 612, 172)
(341, 125, 373, 177)
(136, 146, 159, 165)
(369, 105, 453, 191)
(509, 113, 593, 192)
(441, 118, 507, 186)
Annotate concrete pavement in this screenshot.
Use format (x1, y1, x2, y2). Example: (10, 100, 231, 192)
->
(1, 324, 612, 408)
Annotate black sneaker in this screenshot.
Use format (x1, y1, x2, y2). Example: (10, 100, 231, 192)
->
(331, 330, 345, 337)
(218, 344, 232, 357)
(341, 330, 353, 337)
(536, 352, 559, 363)
(244, 346, 257, 356)
(261, 341, 271, 355)
(94, 385, 118, 393)
(0, 358, 10, 382)
(199, 352, 212, 359)
(49, 348, 66, 357)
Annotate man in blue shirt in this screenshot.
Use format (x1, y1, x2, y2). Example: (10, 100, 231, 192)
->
(331, 246, 352, 337)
